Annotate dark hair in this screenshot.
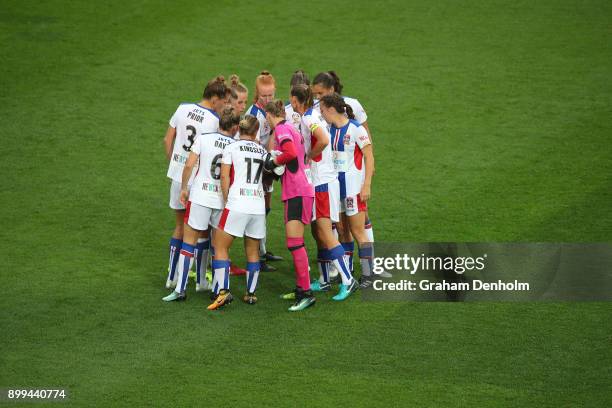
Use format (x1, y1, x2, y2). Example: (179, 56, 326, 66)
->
(320, 93, 354, 120)
(290, 84, 313, 109)
(263, 99, 285, 118)
(290, 70, 310, 87)
(239, 114, 259, 136)
(219, 107, 241, 131)
(313, 71, 343, 94)
(203, 75, 228, 99)
(229, 74, 248, 99)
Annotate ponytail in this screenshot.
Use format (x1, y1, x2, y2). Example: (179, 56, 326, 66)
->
(320, 93, 353, 119)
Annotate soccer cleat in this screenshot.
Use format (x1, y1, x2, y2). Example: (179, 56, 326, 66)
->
(280, 290, 296, 300)
(230, 264, 247, 276)
(310, 280, 331, 292)
(288, 292, 316, 312)
(332, 279, 358, 301)
(260, 261, 277, 272)
(264, 251, 283, 261)
(162, 291, 186, 302)
(207, 290, 233, 310)
(359, 275, 374, 289)
(243, 292, 258, 305)
(165, 279, 177, 289)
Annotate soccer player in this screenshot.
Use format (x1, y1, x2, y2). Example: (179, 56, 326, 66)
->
(319, 93, 375, 288)
(162, 76, 228, 289)
(162, 107, 239, 301)
(312, 71, 376, 267)
(245, 71, 283, 271)
(263, 99, 316, 312)
(285, 70, 310, 131)
(290, 84, 357, 300)
(207, 115, 267, 309)
(229, 74, 248, 117)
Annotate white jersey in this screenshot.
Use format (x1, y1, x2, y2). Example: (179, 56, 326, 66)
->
(221, 139, 267, 215)
(285, 103, 302, 132)
(246, 104, 272, 149)
(189, 132, 235, 209)
(301, 107, 337, 186)
(167, 103, 219, 182)
(329, 120, 371, 198)
(343, 96, 368, 125)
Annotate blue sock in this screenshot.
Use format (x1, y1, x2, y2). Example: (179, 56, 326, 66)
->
(177, 242, 195, 293)
(358, 243, 374, 277)
(212, 259, 231, 291)
(195, 239, 210, 284)
(168, 238, 182, 281)
(246, 262, 260, 294)
(330, 244, 352, 284)
(341, 242, 354, 273)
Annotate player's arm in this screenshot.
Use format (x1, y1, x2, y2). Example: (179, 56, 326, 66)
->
(360, 144, 374, 202)
(163, 126, 177, 161)
(307, 125, 329, 160)
(220, 163, 231, 203)
(179, 152, 198, 205)
(361, 121, 373, 144)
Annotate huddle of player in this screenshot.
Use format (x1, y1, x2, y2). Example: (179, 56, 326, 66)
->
(161, 70, 381, 312)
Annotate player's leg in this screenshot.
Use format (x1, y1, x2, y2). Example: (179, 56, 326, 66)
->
(207, 227, 235, 310)
(310, 224, 331, 292)
(243, 235, 261, 304)
(285, 197, 316, 312)
(195, 229, 211, 292)
(364, 211, 374, 243)
(316, 217, 357, 300)
(165, 209, 184, 289)
(208, 208, 241, 310)
(166, 181, 185, 288)
(162, 220, 197, 302)
(337, 213, 355, 278)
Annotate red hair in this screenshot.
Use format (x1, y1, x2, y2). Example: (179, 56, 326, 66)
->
(254, 71, 275, 104)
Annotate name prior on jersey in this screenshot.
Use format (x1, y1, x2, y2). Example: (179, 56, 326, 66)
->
(187, 111, 206, 123)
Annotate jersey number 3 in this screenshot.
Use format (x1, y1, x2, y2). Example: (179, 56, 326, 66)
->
(182, 125, 196, 152)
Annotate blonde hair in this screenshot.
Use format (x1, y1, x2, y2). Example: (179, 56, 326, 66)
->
(239, 114, 260, 137)
(229, 74, 248, 99)
(253, 70, 275, 103)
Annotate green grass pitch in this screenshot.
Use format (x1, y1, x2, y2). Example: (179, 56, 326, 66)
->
(1, 0, 611, 406)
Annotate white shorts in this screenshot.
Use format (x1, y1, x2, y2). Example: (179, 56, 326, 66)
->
(340, 194, 368, 217)
(312, 179, 340, 223)
(185, 201, 222, 231)
(169, 180, 184, 210)
(217, 208, 266, 239)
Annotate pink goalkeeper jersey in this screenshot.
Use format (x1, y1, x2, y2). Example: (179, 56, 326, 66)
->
(274, 121, 314, 201)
